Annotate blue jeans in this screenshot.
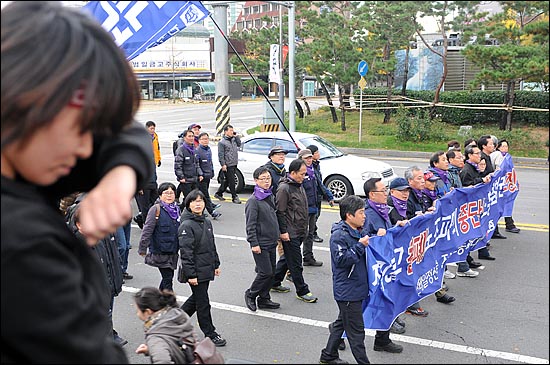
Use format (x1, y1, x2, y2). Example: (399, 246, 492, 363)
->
(115, 225, 130, 273)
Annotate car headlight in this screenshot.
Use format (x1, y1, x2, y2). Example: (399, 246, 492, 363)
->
(361, 171, 382, 180)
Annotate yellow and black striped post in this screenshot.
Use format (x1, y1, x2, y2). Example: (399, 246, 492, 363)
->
(260, 123, 280, 132)
(215, 95, 230, 136)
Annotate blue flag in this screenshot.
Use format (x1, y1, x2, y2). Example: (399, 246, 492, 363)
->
(82, 1, 209, 60)
(362, 154, 519, 330)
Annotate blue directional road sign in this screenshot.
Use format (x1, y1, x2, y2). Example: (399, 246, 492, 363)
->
(358, 60, 368, 76)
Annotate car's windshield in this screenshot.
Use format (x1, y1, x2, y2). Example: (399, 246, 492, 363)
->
(299, 136, 344, 159)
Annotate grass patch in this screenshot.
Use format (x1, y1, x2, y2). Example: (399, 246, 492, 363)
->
(292, 108, 548, 158)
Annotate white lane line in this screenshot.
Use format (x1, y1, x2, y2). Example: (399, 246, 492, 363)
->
(122, 285, 548, 364)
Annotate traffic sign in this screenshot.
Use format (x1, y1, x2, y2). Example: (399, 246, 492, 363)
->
(358, 60, 368, 76)
(358, 77, 367, 90)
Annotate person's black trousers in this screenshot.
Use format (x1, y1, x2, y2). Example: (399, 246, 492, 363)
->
(273, 236, 310, 296)
(320, 300, 370, 364)
(181, 281, 217, 338)
(248, 246, 277, 301)
(198, 177, 215, 214)
(216, 165, 237, 199)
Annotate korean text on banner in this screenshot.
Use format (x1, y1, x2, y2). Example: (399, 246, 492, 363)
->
(82, 1, 209, 60)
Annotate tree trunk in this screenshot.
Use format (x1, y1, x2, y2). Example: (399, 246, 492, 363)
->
(319, 78, 338, 123)
(430, 13, 448, 120)
(384, 72, 394, 123)
(401, 45, 410, 96)
(505, 80, 515, 131)
(295, 99, 304, 119)
(302, 98, 311, 115)
(340, 105, 346, 131)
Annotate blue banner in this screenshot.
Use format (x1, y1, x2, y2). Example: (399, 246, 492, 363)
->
(82, 1, 209, 60)
(362, 154, 519, 330)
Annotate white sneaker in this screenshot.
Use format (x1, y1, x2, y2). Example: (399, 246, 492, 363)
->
(456, 269, 479, 278)
(444, 270, 456, 279)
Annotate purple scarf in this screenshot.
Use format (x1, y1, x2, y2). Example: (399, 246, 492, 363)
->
(466, 160, 480, 172)
(422, 188, 437, 202)
(411, 188, 424, 203)
(160, 201, 180, 220)
(253, 185, 272, 200)
(390, 196, 408, 218)
(183, 143, 195, 155)
(432, 167, 449, 185)
(306, 164, 315, 180)
(368, 199, 389, 221)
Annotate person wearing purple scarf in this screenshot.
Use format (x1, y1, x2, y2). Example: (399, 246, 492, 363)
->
(244, 167, 281, 312)
(362, 178, 407, 353)
(428, 151, 452, 198)
(138, 182, 181, 293)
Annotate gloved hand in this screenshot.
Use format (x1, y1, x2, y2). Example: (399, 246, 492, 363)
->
(157, 161, 162, 167)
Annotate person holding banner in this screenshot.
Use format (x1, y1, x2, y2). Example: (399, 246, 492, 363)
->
(319, 195, 371, 364)
(362, 178, 405, 354)
(460, 145, 496, 261)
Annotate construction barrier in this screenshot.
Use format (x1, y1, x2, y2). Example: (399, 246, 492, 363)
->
(260, 123, 280, 132)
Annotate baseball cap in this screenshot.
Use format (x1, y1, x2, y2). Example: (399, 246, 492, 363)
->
(268, 146, 288, 157)
(389, 177, 410, 191)
(298, 149, 313, 159)
(188, 123, 201, 130)
(424, 171, 441, 182)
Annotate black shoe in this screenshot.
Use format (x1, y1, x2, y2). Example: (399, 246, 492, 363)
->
(468, 260, 484, 268)
(232, 197, 242, 204)
(123, 272, 133, 280)
(478, 254, 496, 261)
(319, 357, 349, 364)
(212, 203, 222, 210)
(113, 330, 128, 347)
(257, 299, 280, 309)
(390, 321, 406, 334)
(271, 285, 291, 293)
(406, 307, 429, 317)
(313, 235, 324, 243)
(211, 211, 222, 219)
(436, 293, 456, 304)
(506, 227, 520, 233)
(209, 334, 226, 347)
(374, 341, 403, 353)
(319, 358, 349, 364)
(303, 259, 323, 267)
(244, 289, 256, 311)
(492, 232, 507, 239)
(214, 193, 225, 201)
(338, 338, 346, 351)
(394, 316, 406, 327)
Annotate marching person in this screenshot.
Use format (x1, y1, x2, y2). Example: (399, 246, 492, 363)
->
(214, 124, 242, 204)
(244, 167, 281, 311)
(178, 190, 226, 347)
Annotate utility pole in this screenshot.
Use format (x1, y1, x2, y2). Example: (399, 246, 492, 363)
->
(212, 3, 230, 136)
(278, 4, 284, 130)
(288, 2, 296, 132)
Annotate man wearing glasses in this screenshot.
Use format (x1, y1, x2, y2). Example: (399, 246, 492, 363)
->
(362, 178, 405, 354)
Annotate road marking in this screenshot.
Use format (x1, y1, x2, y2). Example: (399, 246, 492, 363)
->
(121, 285, 548, 364)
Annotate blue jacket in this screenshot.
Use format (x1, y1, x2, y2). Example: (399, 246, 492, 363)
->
(302, 167, 319, 214)
(196, 145, 214, 179)
(329, 220, 369, 302)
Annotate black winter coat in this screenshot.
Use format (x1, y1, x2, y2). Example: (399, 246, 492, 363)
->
(1, 121, 151, 363)
(178, 210, 220, 282)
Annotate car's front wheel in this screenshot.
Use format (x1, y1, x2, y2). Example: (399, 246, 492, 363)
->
(234, 169, 244, 193)
(325, 175, 353, 202)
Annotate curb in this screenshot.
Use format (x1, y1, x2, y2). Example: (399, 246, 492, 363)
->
(340, 147, 548, 168)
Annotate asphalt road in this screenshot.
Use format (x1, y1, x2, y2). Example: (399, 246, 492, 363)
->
(114, 145, 549, 363)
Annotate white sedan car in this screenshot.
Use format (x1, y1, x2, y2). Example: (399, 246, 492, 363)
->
(212, 131, 397, 201)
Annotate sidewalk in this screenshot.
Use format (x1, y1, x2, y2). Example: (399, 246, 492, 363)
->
(340, 147, 548, 168)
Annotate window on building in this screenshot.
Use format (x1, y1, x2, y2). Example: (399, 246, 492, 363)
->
(252, 5, 259, 13)
(261, 4, 268, 12)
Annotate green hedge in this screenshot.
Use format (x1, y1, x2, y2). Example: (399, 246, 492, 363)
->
(355, 88, 549, 126)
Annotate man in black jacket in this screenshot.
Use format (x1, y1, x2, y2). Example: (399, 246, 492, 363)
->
(271, 159, 318, 303)
(174, 129, 202, 203)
